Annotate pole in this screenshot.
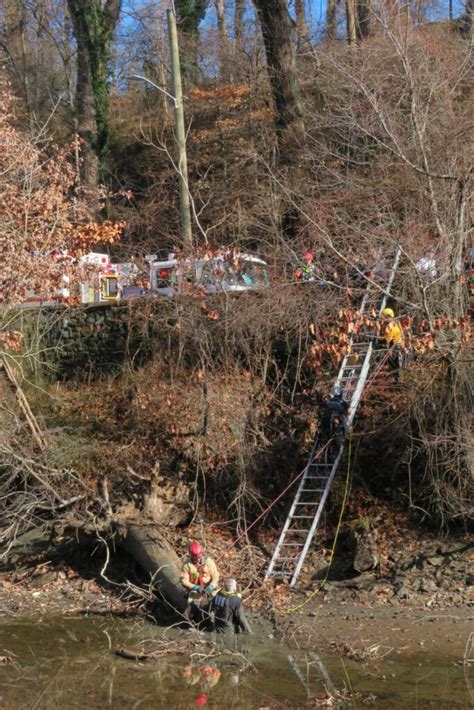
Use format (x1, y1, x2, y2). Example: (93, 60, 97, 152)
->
(167, 8, 192, 250)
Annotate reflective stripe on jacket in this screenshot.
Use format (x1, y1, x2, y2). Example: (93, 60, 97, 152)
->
(180, 557, 219, 590)
(211, 591, 251, 634)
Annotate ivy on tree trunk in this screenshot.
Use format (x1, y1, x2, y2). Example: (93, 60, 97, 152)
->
(175, 0, 209, 79)
(67, 0, 121, 192)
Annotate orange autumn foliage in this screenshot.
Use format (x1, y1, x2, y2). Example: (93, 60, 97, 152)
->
(0, 85, 124, 313)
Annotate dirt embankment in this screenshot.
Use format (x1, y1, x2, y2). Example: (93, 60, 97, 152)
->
(1, 512, 472, 623)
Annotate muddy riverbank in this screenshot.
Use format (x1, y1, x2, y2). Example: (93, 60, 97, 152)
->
(1, 538, 473, 708)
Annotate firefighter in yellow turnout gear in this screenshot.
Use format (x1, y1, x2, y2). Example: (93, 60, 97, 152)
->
(181, 541, 219, 626)
(381, 307, 404, 377)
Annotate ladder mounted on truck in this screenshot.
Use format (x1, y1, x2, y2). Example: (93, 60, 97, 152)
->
(265, 247, 401, 586)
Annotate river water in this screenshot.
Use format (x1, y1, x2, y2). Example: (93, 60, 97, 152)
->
(0, 616, 472, 708)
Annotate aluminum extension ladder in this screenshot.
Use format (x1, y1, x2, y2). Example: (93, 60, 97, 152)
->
(265, 247, 401, 586)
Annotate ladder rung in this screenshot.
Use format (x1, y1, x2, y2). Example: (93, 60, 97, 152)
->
(281, 542, 304, 547)
(286, 529, 310, 534)
(268, 572, 292, 578)
(295, 502, 321, 506)
(292, 515, 315, 519)
(300, 489, 324, 493)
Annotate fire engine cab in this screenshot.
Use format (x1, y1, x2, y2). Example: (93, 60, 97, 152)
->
(80, 253, 119, 304)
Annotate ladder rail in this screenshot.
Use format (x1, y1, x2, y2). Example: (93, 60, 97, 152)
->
(334, 245, 401, 393)
(289, 346, 373, 586)
(265, 247, 402, 585)
(378, 246, 402, 316)
(265, 439, 330, 579)
(289, 443, 344, 586)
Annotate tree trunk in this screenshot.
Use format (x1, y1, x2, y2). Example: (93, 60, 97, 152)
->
(73, 18, 100, 191)
(175, 0, 209, 79)
(215, 0, 229, 80)
(3, 0, 32, 118)
(118, 520, 187, 615)
(295, 0, 310, 50)
(234, 0, 245, 43)
(356, 0, 371, 40)
(295, 0, 306, 33)
(458, 0, 473, 39)
(253, 0, 304, 162)
(346, 0, 357, 45)
(327, 0, 337, 40)
(66, 0, 121, 192)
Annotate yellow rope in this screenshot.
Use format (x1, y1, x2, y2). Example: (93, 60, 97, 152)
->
(280, 434, 353, 614)
(274, 354, 439, 612)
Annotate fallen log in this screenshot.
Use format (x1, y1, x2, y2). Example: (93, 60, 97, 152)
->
(118, 519, 187, 615)
(114, 647, 153, 661)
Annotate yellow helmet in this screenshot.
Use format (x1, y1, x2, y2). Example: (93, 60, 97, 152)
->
(382, 307, 395, 318)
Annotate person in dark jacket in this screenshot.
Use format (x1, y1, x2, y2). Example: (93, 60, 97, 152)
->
(319, 385, 349, 446)
(211, 579, 252, 634)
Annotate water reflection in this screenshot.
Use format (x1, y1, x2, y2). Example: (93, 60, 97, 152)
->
(288, 651, 336, 698)
(0, 616, 472, 709)
(181, 663, 221, 706)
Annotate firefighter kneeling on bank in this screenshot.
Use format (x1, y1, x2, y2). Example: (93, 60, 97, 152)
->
(181, 542, 219, 625)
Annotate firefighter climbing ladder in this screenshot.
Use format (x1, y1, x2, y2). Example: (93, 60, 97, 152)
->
(265, 247, 402, 586)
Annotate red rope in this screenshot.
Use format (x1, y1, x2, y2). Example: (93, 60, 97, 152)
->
(233, 439, 332, 546)
(232, 345, 395, 547)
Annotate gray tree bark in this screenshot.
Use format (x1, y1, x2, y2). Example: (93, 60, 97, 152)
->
(253, 0, 304, 163)
(346, 0, 357, 46)
(119, 521, 187, 615)
(295, 0, 306, 33)
(215, 0, 229, 80)
(356, 0, 371, 40)
(326, 0, 337, 40)
(66, 0, 121, 192)
(234, 0, 245, 42)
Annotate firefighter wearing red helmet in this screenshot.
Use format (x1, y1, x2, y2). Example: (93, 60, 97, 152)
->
(181, 542, 220, 623)
(295, 250, 316, 282)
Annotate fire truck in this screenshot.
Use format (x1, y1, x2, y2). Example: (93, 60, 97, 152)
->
(79, 253, 120, 304)
(149, 252, 269, 297)
(19, 251, 269, 308)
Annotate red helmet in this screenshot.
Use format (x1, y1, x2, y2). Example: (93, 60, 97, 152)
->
(189, 541, 204, 559)
(195, 694, 208, 707)
(304, 251, 314, 262)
